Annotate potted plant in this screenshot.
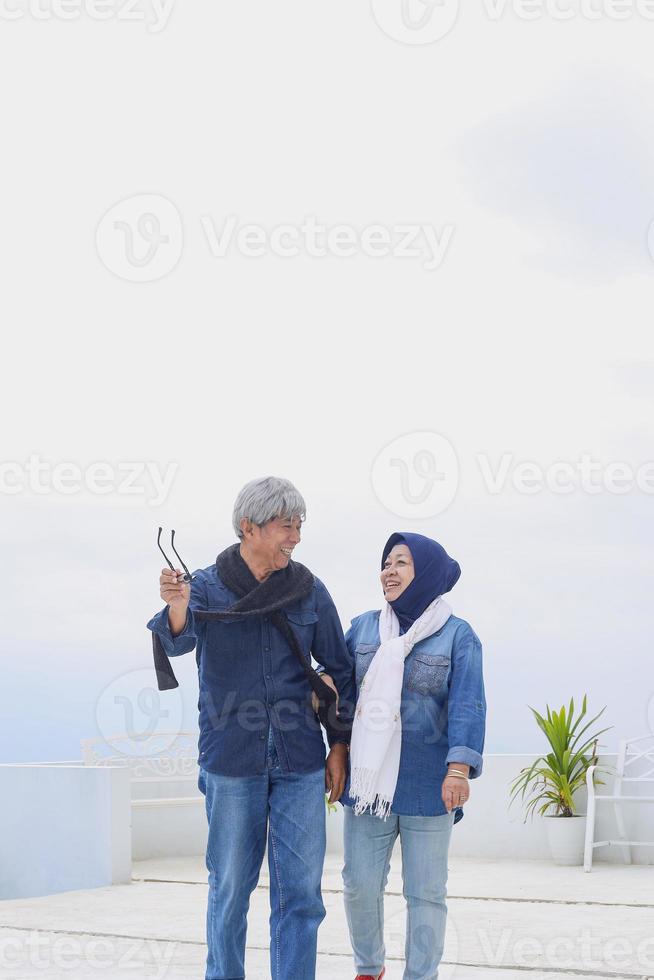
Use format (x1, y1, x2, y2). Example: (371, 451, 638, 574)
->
(510, 695, 612, 865)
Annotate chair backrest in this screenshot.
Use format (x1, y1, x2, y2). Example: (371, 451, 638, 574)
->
(615, 734, 654, 793)
(80, 731, 198, 780)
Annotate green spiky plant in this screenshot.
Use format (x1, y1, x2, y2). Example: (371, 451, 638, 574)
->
(510, 695, 612, 820)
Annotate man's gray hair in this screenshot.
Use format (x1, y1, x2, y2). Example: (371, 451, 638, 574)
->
(232, 476, 307, 539)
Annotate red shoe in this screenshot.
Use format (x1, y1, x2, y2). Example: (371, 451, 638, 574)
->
(355, 970, 385, 980)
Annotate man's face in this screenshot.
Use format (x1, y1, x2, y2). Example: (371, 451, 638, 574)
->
(245, 515, 303, 572)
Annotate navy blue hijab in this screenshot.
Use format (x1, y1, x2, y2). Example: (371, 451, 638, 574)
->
(381, 532, 461, 633)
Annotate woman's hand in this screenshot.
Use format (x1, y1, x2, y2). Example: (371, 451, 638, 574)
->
(441, 769, 470, 811)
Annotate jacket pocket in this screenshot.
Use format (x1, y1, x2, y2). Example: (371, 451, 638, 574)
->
(355, 642, 379, 685)
(285, 609, 319, 658)
(407, 654, 450, 696)
(286, 610, 319, 627)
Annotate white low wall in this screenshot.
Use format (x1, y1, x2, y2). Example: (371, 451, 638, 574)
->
(125, 752, 654, 865)
(323, 753, 654, 864)
(0, 764, 132, 899)
(132, 797, 207, 860)
(10, 754, 650, 880)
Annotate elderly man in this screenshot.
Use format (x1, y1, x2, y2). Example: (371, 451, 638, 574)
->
(147, 476, 355, 980)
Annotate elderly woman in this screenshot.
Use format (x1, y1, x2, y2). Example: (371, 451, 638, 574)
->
(338, 531, 486, 980)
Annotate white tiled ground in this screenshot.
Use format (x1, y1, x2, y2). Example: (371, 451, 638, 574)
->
(1, 854, 652, 979)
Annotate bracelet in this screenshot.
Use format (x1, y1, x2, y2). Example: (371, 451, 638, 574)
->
(447, 769, 469, 779)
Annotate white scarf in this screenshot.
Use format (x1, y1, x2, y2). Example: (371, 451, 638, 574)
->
(349, 596, 453, 818)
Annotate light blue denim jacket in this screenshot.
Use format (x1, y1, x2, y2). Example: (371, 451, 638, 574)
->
(340, 610, 486, 821)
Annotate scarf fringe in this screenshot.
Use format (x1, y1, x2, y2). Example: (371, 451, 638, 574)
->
(349, 767, 393, 820)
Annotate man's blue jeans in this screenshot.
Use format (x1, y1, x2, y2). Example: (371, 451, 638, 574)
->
(342, 805, 454, 980)
(197, 735, 326, 980)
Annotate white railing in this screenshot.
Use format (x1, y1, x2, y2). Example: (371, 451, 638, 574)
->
(80, 732, 206, 860)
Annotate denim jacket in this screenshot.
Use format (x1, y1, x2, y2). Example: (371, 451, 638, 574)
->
(147, 564, 356, 776)
(341, 610, 486, 820)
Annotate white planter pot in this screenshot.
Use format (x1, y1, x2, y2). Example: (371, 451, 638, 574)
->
(544, 815, 586, 865)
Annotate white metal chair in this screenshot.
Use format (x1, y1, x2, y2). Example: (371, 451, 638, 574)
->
(584, 734, 654, 872)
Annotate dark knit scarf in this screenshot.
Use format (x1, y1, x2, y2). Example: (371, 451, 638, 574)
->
(152, 544, 345, 740)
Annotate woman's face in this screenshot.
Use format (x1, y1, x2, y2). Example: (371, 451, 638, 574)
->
(380, 544, 415, 601)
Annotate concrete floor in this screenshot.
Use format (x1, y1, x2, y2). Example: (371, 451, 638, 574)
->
(0, 852, 652, 979)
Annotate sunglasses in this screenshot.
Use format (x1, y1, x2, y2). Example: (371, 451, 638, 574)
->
(157, 527, 194, 583)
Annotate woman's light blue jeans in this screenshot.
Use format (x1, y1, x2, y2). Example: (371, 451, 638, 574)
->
(198, 739, 326, 980)
(343, 805, 454, 980)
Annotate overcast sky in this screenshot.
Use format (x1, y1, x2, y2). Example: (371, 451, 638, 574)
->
(2, 1, 653, 764)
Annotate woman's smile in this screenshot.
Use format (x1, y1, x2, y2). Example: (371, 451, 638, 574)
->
(380, 544, 415, 599)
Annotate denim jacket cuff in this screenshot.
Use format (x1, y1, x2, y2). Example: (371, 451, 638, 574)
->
(147, 606, 191, 656)
(446, 745, 483, 779)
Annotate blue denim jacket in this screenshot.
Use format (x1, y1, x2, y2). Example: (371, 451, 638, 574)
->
(341, 610, 486, 820)
(147, 564, 356, 776)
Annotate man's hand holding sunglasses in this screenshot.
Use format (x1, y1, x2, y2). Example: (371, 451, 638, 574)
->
(159, 567, 190, 636)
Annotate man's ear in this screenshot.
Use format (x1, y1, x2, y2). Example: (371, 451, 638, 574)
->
(240, 518, 256, 537)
